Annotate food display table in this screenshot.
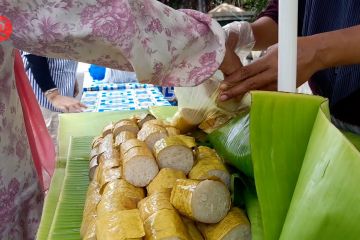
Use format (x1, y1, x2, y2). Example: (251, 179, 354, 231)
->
(37, 92, 360, 240)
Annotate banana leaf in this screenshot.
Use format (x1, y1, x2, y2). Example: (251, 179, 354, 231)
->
(210, 91, 360, 240)
(208, 111, 252, 177)
(243, 187, 264, 240)
(279, 107, 360, 239)
(42, 110, 149, 240)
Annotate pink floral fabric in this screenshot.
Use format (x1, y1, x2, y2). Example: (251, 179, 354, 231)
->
(0, 0, 226, 239)
(0, 44, 44, 239)
(3, 0, 225, 87)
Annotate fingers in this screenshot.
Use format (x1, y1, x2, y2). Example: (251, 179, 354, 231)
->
(220, 58, 268, 91)
(219, 69, 276, 101)
(67, 102, 87, 113)
(56, 101, 87, 113)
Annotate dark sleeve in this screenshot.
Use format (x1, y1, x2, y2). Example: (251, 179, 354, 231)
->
(257, 0, 279, 23)
(24, 54, 56, 92)
(257, 0, 305, 36)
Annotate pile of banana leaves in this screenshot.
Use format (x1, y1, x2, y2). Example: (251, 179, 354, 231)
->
(209, 91, 360, 240)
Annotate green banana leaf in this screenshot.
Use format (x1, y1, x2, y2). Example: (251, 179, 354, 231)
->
(208, 111, 253, 177)
(41, 110, 149, 240)
(243, 187, 264, 240)
(279, 107, 360, 239)
(211, 91, 360, 240)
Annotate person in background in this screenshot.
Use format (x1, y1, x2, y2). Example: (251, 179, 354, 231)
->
(219, 0, 360, 134)
(21, 52, 87, 149)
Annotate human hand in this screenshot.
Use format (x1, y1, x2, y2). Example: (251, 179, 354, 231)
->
(47, 90, 87, 113)
(219, 37, 323, 101)
(219, 31, 243, 76)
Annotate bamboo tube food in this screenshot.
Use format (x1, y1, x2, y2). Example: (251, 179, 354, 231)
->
(138, 192, 190, 240)
(89, 156, 98, 181)
(197, 207, 251, 240)
(102, 122, 114, 137)
(113, 119, 139, 137)
(137, 113, 156, 128)
(138, 192, 174, 221)
(96, 209, 145, 240)
(146, 168, 186, 196)
(97, 179, 145, 217)
(114, 131, 136, 148)
(189, 146, 230, 188)
(170, 179, 231, 224)
(91, 136, 103, 148)
(98, 167, 122, 193)
(120, 139, 159, 187)
(182, 217, 204, 240)
(137, 121, 168, 150)
(81, 181, 101, 238)
(153, 135, 196, 174)
(98, 134, 114, 159)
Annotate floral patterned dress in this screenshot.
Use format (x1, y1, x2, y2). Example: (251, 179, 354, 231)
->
(0, 0, 225, 239)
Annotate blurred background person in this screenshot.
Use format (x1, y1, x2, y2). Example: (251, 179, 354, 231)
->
(21, 52, 87, 150)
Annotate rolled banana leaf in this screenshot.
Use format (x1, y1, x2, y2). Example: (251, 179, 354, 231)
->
(208, 112, 253, 177)
(210, 91, 360, 240)
(279, 107, 360, 239)
(250, 92, 326, 240)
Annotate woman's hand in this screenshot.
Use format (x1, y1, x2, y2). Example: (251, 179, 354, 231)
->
(219, 36, 324, 101)
(46, 90, 87, 113)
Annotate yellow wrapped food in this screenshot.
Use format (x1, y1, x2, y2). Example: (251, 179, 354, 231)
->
(98, 148, 121, 169)
(142, 119, 167, 128)
(102, 122, 114, 137)
(98, 134, 114, 157)
(114, 131, 136, 148)
(198, 110, 233, 134)
(96, 209, 145, 240)
(113, 119, 139, 137)
(137, 122, 168, 150)
(147, 168, 186, 195)
(170, 179, 231, 224)
(80, 181, 101, 238)
(170, 108, 206, 134)
(82, 217, 96, 240)
(153, 135, 196, 174)
(137, 113, 156, 128)
(138, 192, 174, 221)
(97, 179, 145, 217)
(89, 156, 98, 181)
(189, 146, 230, 188)
(90, 146, 98, 160)
(98, 167, 122, 193)
(121, 138, 149, 153)
(121, 139, 159, 187)
(91, 135, 103, 148)
(166, 126, 180, 136)
(144, 209, 190, 240)
(197, 207, 251, 240)
(182, 217, 204, 240)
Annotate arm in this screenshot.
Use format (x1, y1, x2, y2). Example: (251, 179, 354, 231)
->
(24, 54, 56, 92)
(251, 17, 278, 50)
(314, 25, 360, 69)
(219, 25, 360, 101)
(2, 1, 225, 87)
(24, 54, 86, 112)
